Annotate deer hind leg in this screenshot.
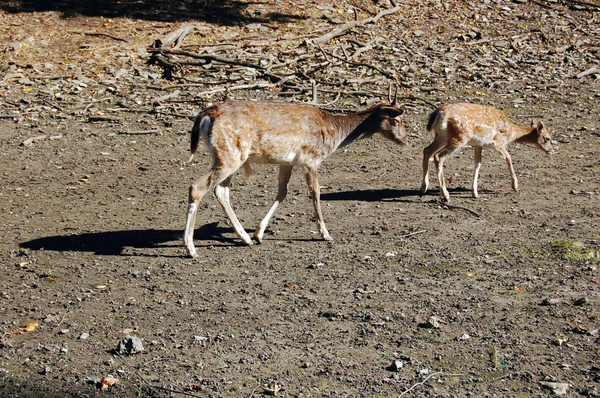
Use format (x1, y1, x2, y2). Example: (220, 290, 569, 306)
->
(304, 167, 332, 241)
(420, 135, 447, 195)
(472, 145, 483, 198)
(495, 146, 518, 192)
(254, 165, 293, 244)
(185, 168, 234, 257)
(214, 173, 253, 245)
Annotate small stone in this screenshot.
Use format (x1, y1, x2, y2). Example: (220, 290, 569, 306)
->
(420, 316, 442, 329)
(60, 347, 68, 355)
(115, 335, 144, 355)
(58, 329, 69, 335)
(419, 368, 430, 376)
(459, 333, 471, 340)
(540, 381, 570, 396)
(388, 360, 403, 372)
(573, 297, 587, 306)
(79, 332, 90, 340)
(540, 298, 561, 306)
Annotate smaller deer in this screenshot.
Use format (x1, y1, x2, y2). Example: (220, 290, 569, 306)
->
(420, 103, 554, 202)
(184, 99, 406, 258)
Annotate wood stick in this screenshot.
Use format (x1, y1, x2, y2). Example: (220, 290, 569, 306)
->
(309, 2, 400, 45)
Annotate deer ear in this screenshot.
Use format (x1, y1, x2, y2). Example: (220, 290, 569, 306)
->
(530, 119, 537, 128)
(537, 121, 545, 130)
(390, 84, 399, 107)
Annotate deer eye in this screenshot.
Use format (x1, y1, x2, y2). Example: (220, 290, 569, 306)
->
(389, 119, 398, 126)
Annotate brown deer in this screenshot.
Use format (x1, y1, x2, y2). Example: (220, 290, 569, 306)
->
(420, 103, 554, 202)
(184, 99, 406, 257)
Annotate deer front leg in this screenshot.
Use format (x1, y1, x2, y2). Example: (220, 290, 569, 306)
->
(472, 145, 483, 198)
(254, 165, 293, 244)
(304, 167, 332, 241)
(497, 146, 518, 192)
(420, 137, 446, 195)
(184, 172, 216, 258)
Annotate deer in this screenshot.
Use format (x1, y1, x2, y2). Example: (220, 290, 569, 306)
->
(184, 99, 406, 258)
(420, 102, 554, 202)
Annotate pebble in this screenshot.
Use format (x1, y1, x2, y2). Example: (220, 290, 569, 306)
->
(79, 332, 90, 340)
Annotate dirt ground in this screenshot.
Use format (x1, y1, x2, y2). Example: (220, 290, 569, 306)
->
(1, 1, 599, 397)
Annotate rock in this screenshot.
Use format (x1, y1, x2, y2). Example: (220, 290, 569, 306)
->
(115, 335, 144, 355)
(573, 297, 587, 306)
(540, 298, 561, 306)
(459, 333, 471, 340)
(540, 381, 570, 396)
(387, 360, 403, 372)
(79, 332, 90, 340)
(419, 316, 443, 329)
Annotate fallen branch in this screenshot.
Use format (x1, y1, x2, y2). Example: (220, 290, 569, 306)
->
(576, 67, 600, 79)
(153, 23, 198, 49)
(308, 0, 400, 45)
(147, 47, 264, 70)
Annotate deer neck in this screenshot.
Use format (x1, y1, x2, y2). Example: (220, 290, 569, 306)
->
(334, 112, 375, 148)
(509, 121, 537, 144)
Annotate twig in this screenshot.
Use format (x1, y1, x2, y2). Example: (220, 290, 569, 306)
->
(401, 230, 427, 239)
(88, 115, 123, 122)
(398, 372, 443, 397)
(437, 200, 481, 217)
(82, 31, 127, 42)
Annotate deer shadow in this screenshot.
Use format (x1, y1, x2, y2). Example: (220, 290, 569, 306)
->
(320, 187, 476, 203)
(19, 222, 239, 257)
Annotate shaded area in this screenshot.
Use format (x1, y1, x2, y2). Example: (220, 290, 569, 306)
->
(0, 0, 306, 24)
(321, 187, 474, 202)
(0, 377, 159, 398)
(19, 222, 235, 256)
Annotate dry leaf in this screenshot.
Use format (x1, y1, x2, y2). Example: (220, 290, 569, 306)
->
(189, 384, 203, 391)
(24, 322, 39, 332)
(100, 376, 118, 390)
(513, 286, 523, 293)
